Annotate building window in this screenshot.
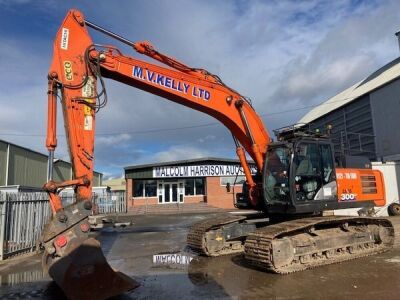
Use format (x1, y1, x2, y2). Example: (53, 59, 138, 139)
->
(185, 179, 195, 195)
(195, 178, 205, 195)
(133, 181, 144, 197)
(185, 178, 205, 195)
(133, 180, 157, 197)
(220, 176, 246, 186)
(145, 180, 157, 197)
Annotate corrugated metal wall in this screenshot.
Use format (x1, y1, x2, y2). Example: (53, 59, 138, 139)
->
(53, 160, 71, 182)
(93, 172, 102, 186)
(53, 162, 102, 186)
(0, 141, 7, 186)
(126, 169, 153, 179)
(0, 140, 103, 188)
(370, 79, 400, 160)
(7, 145, 47, 187)
(309, 95, 376, 160)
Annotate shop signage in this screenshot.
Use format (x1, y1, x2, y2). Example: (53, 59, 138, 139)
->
(153, 164, 257, 178)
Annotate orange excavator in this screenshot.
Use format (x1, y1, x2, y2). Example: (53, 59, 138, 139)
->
(42, 9, 395, 299)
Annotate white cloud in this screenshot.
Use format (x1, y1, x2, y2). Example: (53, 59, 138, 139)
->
(97, 133, 131, 146)
(270, 0, 400, 107)
(150, 145, 211, 163)
(101, 172, 125, 181)
(197, 135, 216, 143)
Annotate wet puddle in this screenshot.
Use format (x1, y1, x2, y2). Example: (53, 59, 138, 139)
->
(0, 269, 47, 286)
(2, 212, 400, 299)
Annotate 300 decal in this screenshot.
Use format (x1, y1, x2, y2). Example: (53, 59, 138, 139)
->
(340, 193, 356, 201)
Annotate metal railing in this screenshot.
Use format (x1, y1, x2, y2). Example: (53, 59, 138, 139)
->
(338, 131, 376, 155)
(0, 191, 127, 260)
(59, 193, 127, 215)
(0, 192, 51, 260)
(92, 193, 127, 215)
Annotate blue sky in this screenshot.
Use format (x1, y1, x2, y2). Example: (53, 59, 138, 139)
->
(0, 0, 399, 178)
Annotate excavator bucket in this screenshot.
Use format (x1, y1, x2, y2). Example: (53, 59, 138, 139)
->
(44, 238, 138, 300)
(41, 203, 138, 300)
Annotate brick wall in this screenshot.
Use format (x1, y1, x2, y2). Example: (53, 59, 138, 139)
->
(184, 195, 205, 203)
(126, 179, 159, 208)
(206, 177, 242, 209)
(126, 177, 240, 209)
(131, 197, 158, 207)
(126, 178, 132, 200)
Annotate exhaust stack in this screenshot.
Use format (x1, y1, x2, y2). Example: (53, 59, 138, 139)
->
(395, 30, 400, 53)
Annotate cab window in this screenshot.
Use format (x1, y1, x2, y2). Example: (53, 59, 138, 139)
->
(320, 144, 334, 183)
(294, 143, 322, 201)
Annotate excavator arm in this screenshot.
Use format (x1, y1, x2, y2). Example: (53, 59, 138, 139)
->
(42, 9, 270, 299)
(44, 9, 270, 212)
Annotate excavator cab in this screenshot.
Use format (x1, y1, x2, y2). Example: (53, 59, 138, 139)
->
(263, 137, 338, 214)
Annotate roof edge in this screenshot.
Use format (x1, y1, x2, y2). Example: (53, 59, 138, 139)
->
(124, 157, 253, 170)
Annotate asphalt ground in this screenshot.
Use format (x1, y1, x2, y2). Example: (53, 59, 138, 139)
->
(1, 212, 400, 299)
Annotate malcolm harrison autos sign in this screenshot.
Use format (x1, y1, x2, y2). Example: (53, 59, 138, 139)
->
(152, 164, 257, 178)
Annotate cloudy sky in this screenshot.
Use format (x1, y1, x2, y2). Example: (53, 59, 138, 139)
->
(0, 0, 399, 179)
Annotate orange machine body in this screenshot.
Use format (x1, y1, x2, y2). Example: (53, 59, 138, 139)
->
(40, 9, 392, 299)
(336, 168, 385, 207)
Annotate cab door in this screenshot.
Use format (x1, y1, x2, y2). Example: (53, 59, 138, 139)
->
(292, 141, 337, 204)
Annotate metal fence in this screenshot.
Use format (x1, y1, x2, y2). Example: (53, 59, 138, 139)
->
(92, 193, 127, 215)
(60, 193, 127, 215)
(0, 191, 127, 260)
(0, 192, 51, 260)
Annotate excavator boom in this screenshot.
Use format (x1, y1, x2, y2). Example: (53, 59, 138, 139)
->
(45, 10, 271, 210)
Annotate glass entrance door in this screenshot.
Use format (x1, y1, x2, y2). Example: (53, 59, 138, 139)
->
(161, 181, 184, 204)
(171, 183, 178, 202)
(164, 183, 170, 203)
(162, 182, 178, 203)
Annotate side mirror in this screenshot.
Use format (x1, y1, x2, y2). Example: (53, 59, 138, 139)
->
(226, 182, 231, 192)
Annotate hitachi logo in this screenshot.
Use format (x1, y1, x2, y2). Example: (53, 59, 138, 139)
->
(60, 28, 69, 50)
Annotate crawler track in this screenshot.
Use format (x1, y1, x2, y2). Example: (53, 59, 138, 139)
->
(386, 216, 400, 248)
(187, 214, 246, 256)
(244, 216, 394, 274)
